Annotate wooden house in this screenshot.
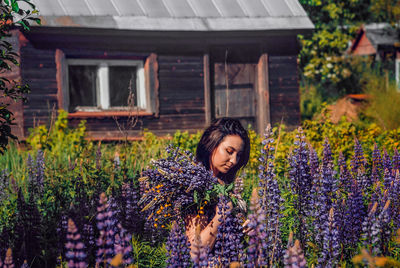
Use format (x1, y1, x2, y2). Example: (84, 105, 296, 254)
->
(349, 23, 400, 86)
(10, 0, 313, 140)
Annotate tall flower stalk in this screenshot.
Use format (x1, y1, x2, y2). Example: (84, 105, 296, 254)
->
(246, 189, 268, 267)
(65, 219, 87, 268)
(288, 128, 312, 244)
(258, 125, 283, 265)
(165, 218, 191, 268)
(284, 233, 307, 268)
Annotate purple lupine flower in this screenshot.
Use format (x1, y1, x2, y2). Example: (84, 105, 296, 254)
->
(213, 195, 244, 266)
(351, 138, 370, 191)
(246, 189, 268, 267)
(338, 152, 351, 193)
(383, 167, 394, 191)
(27, 150, 45, 196)
(82, 223, 94, 248)
(56, 214, 69, 261)
(191, 225, 209, 268)
(333, 199, 346, 256)
(140, 145, 218, 243)
(361, 202, 378, 252)
(3, 248, 14, 268)
(309, 147, 325, 246)
(284, 234, 307, 268)
(65, 218, 87, 268)
(318, 208, 340, 267)
(257, 125, 284, 264)
(26, 153, 34, 183)
(343, 180, 365, 250)
(96, 192, 117, 266)
(351, 138, 366, 176)
(15, 188, 41, 266)
(389, 173, 400, 229)
(165, 218, 192, 268)
(321, 139, 337, 208)
(311, 140, 337, 250)
(393, 148, 400, 173)
(288, 128, 312, 244)
(120, 182, 143, 235)
(372, 143, 383, 175)
(35, 149, 45, 191)
(114, 223, 133, 265)
(383, 149, 392, 175)
(371, 200, 391, 256)
(20, 260, 28, 268)
(371, 144, 383, 184)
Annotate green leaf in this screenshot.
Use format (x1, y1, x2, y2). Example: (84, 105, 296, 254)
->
(11, 1, 19, 12)
(205, 191, 210, 202)
(193, 190, 198, 204)
(18, 20, 29, 30)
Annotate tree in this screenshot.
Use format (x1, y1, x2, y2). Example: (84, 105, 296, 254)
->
(298, 0, 372, 98)
(0, 0, 40, 153)
(370, 0, 400, 27)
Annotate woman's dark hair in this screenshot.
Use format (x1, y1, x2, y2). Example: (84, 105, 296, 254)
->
(196, 117, 250, 183)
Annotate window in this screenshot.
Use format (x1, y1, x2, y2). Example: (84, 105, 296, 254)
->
(67, 59, 146, 112)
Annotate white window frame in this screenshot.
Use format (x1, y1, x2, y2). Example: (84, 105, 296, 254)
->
(66, 59, 146, 111)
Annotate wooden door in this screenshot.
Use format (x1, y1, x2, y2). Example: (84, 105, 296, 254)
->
(214, 63, 257, 130)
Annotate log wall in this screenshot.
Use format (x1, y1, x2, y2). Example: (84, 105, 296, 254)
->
(15, 30, 301, 140)
(268, 55, 300, 127)
(20, 33, 59, 134)
(19, 36, 206, 138)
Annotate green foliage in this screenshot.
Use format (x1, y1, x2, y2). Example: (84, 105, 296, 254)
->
(298, 0, 372, 98)
(171, 129, 201, 153)
(131, 236, 166, 267)
(0, 0, 40, 154)
(300, 82, 324, 120)
(27, 110, 87, 160)
(370, 0, 400, 27)
(2, 111, 400, 265)
(361, 70, 400, 130)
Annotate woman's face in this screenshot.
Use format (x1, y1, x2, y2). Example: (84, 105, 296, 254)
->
(210, 134, 244, 177)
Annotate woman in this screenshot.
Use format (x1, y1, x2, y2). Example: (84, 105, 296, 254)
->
(185, 117, 250, 258)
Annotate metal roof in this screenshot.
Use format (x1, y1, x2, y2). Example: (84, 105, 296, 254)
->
(364, 23, 399, 48)
(28, 0, 313, 31)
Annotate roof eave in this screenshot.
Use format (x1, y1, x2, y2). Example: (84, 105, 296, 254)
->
(36, 15, 314, 32)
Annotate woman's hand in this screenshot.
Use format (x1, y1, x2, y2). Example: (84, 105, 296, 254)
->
(242, 219, 255, 235)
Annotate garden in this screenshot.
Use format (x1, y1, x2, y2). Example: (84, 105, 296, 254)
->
(1, 111, 400, 267)
(2, 0, 400, 267)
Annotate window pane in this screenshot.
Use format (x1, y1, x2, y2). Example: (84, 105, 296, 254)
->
(68, 65, 97, 110)
(109, 66, 137, 107)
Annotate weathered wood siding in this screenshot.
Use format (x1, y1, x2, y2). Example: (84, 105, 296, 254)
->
(19, 36, 206, 138)
(3, 31, 25, 138)
(20, 34, 58, 134)
(213, 63, 257, 129)
(268, 55, 300, 126)
(75, 55, 206, 139)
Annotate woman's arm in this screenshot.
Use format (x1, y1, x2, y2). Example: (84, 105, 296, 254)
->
(185, 202, 232, 259)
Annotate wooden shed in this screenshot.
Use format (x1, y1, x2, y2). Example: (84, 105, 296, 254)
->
(10, 0, 313, 139)
(349, 23, 400, 88)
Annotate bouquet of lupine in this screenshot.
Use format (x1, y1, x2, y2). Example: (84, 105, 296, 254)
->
(139, 146, 219, 230)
